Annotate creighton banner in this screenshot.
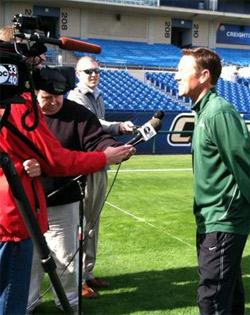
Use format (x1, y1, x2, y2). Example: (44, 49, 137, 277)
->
(217, 24, 250, 45)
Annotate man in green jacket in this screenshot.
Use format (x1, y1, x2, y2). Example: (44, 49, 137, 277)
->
(176, 47, 250, 315)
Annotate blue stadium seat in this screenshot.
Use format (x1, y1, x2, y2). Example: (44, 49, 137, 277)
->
(99, 70, 192, 112)
(74, 38, 182, 68)
(216, 48, 250, 67)
(146, 72, 250, 113)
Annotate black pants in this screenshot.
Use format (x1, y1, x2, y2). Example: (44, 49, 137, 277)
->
(196, 232, 247, 315)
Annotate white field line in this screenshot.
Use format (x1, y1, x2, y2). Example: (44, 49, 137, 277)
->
(106, 201, 194, 248)
(108, 168, 192, 173)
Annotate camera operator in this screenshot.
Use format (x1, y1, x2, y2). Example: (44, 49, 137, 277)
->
(26, 67, 135, 312)
(0, 24, 46, 69)
(0, 25, 15, 41)
(0, 39, 134, 315)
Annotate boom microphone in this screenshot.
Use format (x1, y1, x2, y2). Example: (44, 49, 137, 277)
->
(14, 33, 102, 54)
(59, 37, 102, 54)
(127, 117, 162, 146)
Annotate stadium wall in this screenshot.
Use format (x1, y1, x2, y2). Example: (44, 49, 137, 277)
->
(2, 3, 172, 44)
(2, 3, 217, 46)
(2, 2, 249, 63)
(2, 2, 217, 65)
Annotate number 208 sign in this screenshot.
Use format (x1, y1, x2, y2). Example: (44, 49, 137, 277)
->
(0, 64, 18, 86)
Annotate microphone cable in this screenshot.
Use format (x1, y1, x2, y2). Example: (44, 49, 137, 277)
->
(31, 162, 122, 307)
(85, 162, 122, 235)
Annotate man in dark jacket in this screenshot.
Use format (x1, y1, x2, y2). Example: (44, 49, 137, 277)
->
(27, 67, 135, 312)
(175, 47, 250, 315)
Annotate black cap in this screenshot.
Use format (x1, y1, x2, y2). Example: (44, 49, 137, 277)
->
(33, 66, 75, 95)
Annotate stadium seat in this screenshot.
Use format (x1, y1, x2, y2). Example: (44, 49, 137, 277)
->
(99, 70, 192, 112)
(74, 38, 182, 68)
(145, 72, 250, 113)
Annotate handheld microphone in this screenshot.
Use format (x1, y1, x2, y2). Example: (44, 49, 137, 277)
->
(153, 110, 165, 120)
(131, 110, 165, 134)
(127, 117, 162, 146)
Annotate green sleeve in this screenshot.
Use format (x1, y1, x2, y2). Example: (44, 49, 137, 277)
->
(210, 111, 250, 203)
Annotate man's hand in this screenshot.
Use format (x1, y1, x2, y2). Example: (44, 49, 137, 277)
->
(104, 145, 136, 165)
(23, 159, 41, 178)
(119, 121, 135, 135)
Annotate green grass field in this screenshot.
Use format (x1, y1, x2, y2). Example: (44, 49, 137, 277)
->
(35, 155, 250, 315)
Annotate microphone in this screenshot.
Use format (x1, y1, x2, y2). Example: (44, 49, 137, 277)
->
(59, 37, 101, 54)
(153, 110, 165, 120)
(14, 33, 102, 54)
(127, 116, 162, 146)
(131, 110, 165, 134)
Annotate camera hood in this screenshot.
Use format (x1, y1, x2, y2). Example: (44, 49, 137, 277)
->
(33, 66, 76, 95)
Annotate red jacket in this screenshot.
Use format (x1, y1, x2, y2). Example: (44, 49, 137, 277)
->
(0, 93, 107, 242)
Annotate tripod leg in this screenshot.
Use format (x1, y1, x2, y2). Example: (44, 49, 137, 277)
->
(78, 199, 84, 315)
(0, 152, 72, 314)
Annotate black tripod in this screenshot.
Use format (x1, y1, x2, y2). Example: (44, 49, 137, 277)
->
(0, 151, 73, 314)
(77, 182, 85, 315)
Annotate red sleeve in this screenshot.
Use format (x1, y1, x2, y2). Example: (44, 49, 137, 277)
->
(1, 95, 107, 177)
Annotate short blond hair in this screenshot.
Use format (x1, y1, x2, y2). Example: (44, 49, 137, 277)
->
(0, 25, 14, 42)
(76, 55, 98, 72)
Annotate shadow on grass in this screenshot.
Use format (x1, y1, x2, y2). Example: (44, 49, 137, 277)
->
(34, 255, 250, 315)
(83, 266, 198, 315)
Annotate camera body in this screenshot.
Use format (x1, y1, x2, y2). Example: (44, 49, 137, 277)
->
(0, 14, 75, 105)
(0, 44, 30, 105)
(13, 14, 49, 35)
(0, 14, 49, 105)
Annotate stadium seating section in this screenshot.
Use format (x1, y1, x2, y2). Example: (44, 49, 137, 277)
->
(74, 38, 181, 68)
(62, 38, 250, 113)
(99, 70, 250, 113)
(99, 70, 190, 112)
(73, 38, 250, 69)
(216, 48, 250, 67)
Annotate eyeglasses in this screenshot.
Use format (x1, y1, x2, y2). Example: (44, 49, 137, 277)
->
(80, 68, 101, 75)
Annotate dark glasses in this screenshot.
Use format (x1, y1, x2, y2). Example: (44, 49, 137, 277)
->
(80, 68, 101, 75)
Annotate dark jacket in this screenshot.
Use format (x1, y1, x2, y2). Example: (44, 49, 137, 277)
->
(42, 99, 120, 206)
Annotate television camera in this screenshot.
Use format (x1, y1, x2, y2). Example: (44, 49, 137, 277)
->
(0, 13, 101, 109)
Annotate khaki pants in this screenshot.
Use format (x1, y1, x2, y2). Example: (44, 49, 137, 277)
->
(83, 170, 107, 281)
(27, 202, 79, 312)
